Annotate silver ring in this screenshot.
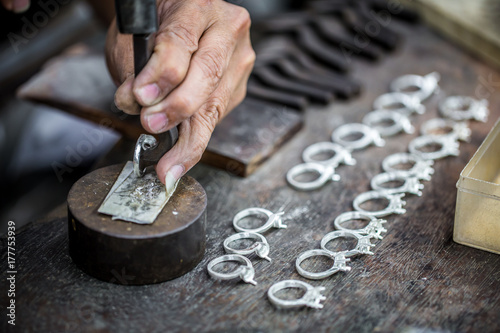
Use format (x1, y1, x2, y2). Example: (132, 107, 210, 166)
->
(420, 118, 471, 142)
(133, 134, 158, 177)
(390, 72, 440, 102)
(286, 163, 340, 191)
(223, 232, 271, 262)
(296, 249, 351, 280)
(334, 211, 387, 240)
(233, 207, 286, 233)
(382, 152, 434, 181)
(373, 92, 425, 116)
(370, 171, 424, 196)
(268, 280, 326, 309)
(408, 135, 460, 160)
(320, 230, 375, 257)
(362, 110, 415, 137)
(331, 123, 385, 150)
(207, 254, 257, 286)
(353, 191, 406, 217)
(439, 96, 489, 122)
(302, 142, 356, 167)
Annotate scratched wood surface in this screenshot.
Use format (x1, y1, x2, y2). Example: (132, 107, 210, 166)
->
(2, 20, 500, 333)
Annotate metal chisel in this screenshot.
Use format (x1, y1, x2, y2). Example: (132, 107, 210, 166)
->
(115, 0, 179, 177)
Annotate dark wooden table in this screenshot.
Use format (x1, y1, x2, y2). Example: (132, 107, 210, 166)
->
(2, 21, 500, 333)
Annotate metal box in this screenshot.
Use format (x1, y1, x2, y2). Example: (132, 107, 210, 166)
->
(454, 117, 500, 254)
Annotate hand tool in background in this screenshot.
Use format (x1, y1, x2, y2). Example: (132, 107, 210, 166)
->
(115, 0, 179, 177)
(66, 0, 207, 285)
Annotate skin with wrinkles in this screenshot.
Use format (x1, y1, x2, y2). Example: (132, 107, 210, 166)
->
(106, 0, 255, 185)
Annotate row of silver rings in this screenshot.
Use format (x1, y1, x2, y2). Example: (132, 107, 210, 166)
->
(207, 207, 285, 285)
(286, 72, 440, 192)
(212, 73, 490, 310)
(291, 73, 489, 297)
(271, 73, 491, 309)
(274, 73, 439, 308)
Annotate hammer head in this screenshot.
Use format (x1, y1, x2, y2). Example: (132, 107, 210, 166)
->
(115, 0, 158, 34)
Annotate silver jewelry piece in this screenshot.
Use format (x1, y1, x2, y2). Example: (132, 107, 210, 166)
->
(371, 171, 424, 196)
(420, 118, 471, 142)
(133, 134, 158, 177)
(207, 254, 257, 286)
(439, 96, 489, 122)
(390, 72, 440, 102)
(334, 211, 387, 240)
(373, 92, 425, 116)
(408, 135, 460, 160)
(223, 232, 272, 262)
(302, 142, 356, 167)
(353, 191, 406, 217)
(363, 110, 415, 137)
(286, 163, 340, 191)
(382, 152, 435, 181)
(268, 280, 326, 309)
(331, 123, 385, 150)
(233, 207, 286, 233)
(320, 230, 376, 256)
(295, 249, 351, 280)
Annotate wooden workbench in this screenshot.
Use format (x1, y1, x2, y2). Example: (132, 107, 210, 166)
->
(2, 20, 500, 333)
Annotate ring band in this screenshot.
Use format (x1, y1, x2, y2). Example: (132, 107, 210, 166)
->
(353, 191, 406, 217)
(207, 254, 257, 286)
(382, 152, 434, 181)
(331, 123, 385, 150)
(233, 207, 286, 234)
(223, 232, 271, 262)
(320, 230, 375, 257)
(334, 211, 387, 240)
(268, 280, 326, 309)
(296, 249, 351, 280)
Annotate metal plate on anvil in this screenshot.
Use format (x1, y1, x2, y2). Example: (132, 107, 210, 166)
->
(98, 161, 178, 224)
(67, 163, 207, 285)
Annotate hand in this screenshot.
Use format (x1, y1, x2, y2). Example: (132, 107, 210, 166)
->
(1, 0, 30, 12)
(106, 0, 255, 188)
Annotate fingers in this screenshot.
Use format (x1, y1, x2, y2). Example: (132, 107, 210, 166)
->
(156, 93, 228, 187)
(140, 4, 252, 134)
(155, 41, 255, 185)
(114, 76, 141, 115)
(1, 0, 30, 12)
(132, 2, 213, 107)
(139, 29, 232, 133)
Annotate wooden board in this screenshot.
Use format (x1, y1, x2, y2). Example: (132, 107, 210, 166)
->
(2, 20, 500, 333)
(16, 46, 303, 177)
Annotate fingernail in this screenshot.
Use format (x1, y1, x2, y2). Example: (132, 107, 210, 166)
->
(137, 83, 160, 105)
(165, 165, 185, 193)
(146, 113, 168, 133)
(13, 0, 30, 13)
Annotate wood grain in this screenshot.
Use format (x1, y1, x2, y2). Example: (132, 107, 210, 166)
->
(2, 19, 500, 333)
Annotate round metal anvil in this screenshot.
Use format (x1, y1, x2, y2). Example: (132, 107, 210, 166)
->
(67, 164, 207, 285)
